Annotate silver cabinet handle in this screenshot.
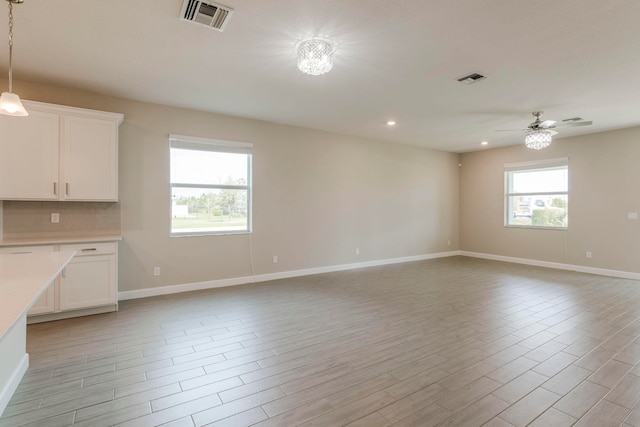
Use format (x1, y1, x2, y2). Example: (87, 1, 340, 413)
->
(66, 182, 69, 196)
(81, 248, 97, 252)
(61, 268, 66, 278)
(53, 182, 57, 195)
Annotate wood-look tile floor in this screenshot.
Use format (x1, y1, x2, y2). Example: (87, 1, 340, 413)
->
(3, 256, 640, 426)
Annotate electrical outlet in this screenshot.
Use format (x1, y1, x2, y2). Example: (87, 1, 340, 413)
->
(586, 251, 592, 259)
(153, 267, 160, 276)
(272, 255, 278, 264)
(355, 248, 360, 255)
(51, 213, 60, 223)
(447, 240, 451, 246)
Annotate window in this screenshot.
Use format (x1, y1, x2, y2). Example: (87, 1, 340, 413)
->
(505, 158, 568, 229)
(170, 135, 252, 236)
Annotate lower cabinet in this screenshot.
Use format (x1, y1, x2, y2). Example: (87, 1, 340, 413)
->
(0, 241, 118, 320)
(59, 243, 117, 311)
(0, 245, 56, 315)
(29, 281, 56, 315)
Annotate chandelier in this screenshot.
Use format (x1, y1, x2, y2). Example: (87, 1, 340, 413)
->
(524, 129, 552, 150)
(297, 39, 333, 76)
(0, 0, 27, 116)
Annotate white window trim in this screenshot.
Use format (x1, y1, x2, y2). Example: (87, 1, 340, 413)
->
(170, 134, 252, 154)
(504, 157, 568, 171)
(504, 157, 568, 230)
(170, 134, 253, 237)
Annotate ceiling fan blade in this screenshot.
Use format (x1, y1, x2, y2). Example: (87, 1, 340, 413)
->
(553, 120, 593, 128)
(495, 128, 528, 132)
(565, 120, 592, 127)
(539, 120, 557, 128)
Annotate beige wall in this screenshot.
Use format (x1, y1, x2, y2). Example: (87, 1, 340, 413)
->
(7, 80, 460, 292)
(460, 127, 640, 274)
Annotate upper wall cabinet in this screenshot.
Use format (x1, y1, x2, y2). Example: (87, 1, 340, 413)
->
(0, 109, 60, 200)
(0, 100, 124, 201)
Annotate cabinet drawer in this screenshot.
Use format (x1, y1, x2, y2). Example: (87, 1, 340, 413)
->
(0, 245, 55, 254)
(61, 242, 116, 256)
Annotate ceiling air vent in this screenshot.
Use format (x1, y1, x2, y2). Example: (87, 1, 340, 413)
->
(457, 72, 486, 85)
(180, 0, 234, 32)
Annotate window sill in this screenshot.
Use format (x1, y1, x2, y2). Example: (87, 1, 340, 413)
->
(504, 225, 567, 231)
(170, 230, 251, 237)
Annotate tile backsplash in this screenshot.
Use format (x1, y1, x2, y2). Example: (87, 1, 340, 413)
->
(3, 201, 121, 239)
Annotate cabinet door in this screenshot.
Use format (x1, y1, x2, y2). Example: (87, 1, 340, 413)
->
(59, 255, 116, 311)
(61, 115, 118, 201)
(28, 283, 56, 315)
(0, 111, 60, 200)
(0, 245, 56, 315)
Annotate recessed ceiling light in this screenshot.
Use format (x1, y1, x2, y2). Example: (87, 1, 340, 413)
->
(481, 141, 489, 146)
(387, 121, 396, 126)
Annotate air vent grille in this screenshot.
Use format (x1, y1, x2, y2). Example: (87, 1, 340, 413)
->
(180, 0, 234, 32)
(457, 72, 486, 85)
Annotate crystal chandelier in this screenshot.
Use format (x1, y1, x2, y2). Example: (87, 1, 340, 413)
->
(0, 0, 27, 116)
(297, 39, 333, 76)
(524, 129, 552, 150)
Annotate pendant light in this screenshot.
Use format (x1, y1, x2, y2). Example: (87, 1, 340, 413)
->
(0, 0, 27, 116)
(297, 39, 334, 76)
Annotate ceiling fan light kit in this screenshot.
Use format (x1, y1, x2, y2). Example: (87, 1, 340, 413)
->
(525, 129, 553, 150)
(297, 39, 333, 76)
(0, 0, 27, 117)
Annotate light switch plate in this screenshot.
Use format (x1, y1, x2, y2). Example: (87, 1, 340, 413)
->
(628, 212, 638, 220)
(51, 213, 60, 223)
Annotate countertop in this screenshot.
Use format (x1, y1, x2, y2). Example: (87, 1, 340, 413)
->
(0, 235, 122, 247)
(0, 251, 75, 338)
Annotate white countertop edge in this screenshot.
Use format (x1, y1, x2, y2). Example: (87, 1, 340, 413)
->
(0, 251, 76, 339)
(0, 235, 122, 247)
(21, 251, 75, 317)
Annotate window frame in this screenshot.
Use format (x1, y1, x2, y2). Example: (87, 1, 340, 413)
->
(504, 157, 568, 230)
(169, 134, 253, 237)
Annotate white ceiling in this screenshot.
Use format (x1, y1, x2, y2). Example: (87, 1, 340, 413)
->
(5, 0, 640, 152)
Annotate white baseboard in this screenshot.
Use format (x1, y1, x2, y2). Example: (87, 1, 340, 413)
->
(0, 353, 28, 417)
(460, 251, 640, 281)
(118, 250, 640, 302)
(118, 251, 460, 301)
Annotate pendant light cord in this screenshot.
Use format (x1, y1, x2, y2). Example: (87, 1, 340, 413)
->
(7, 0, 13, 93)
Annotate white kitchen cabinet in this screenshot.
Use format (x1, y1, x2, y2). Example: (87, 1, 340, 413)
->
(61, 115, 119, 201)
(0, 240, 118, 321)
(0, 110, 60, 200)
(59, 242, 117, 311)
(0, 100, 123, 201)
(28, 282, 57, 316)
(0, 245, 56, 315)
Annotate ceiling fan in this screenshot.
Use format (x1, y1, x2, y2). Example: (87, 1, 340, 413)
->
(497, 111, 593, 150)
